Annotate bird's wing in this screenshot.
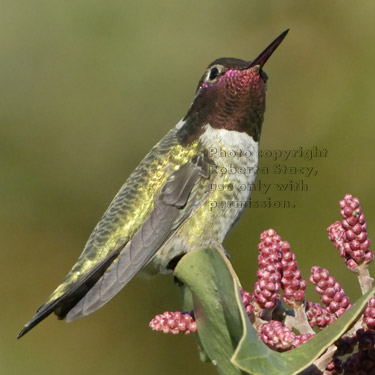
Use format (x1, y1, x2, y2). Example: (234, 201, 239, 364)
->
(18, 128, 212, 337)
(17, 243, 126, 338)
(65, 155, 211, 322)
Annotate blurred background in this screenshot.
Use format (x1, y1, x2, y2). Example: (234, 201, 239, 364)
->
(1, 1, 374, 374)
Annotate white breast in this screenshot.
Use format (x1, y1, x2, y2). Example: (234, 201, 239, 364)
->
(199, 124, 259, 234)
(200, 125, 259, 158)
(200, 124, 258, 182)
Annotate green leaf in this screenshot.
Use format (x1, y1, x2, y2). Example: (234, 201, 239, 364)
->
(174, 245, 246, 375)
(174, 246, 374, 375)
(179, 285, 210, 363)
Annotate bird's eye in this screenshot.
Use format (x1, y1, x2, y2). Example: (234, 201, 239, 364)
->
(205, 65, 224, 83)
(209, 67, 219, 80)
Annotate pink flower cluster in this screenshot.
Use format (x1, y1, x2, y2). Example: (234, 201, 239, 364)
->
(328, 194, 372, 271)
(309, 266, 351, 318)
(149, 311, 196, 335)
(260, 320, 313, 352)
(305, 301, 336, 329)
(364, 298, 375, 329)
(280, 240, 306, 307)
(252, 229, 306, 310)
(252, 229, 282, 309)
(240, 287, 254, 315)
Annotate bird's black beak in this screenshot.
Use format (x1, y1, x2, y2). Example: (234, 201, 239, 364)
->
(245, 29, 289, 70)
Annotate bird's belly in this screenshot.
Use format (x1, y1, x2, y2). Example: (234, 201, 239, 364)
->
(145, 125, 260, 274)
(150, 160, 257, 274)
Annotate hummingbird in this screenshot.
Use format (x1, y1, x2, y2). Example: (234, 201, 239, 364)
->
(18, 30, 288, 338)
